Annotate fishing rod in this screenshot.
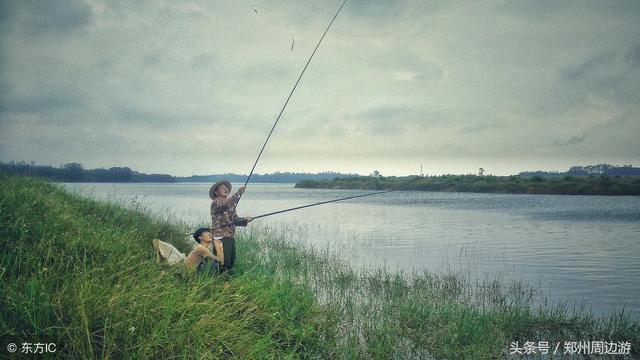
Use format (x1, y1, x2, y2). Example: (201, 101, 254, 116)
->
(218, 189, 393, 229)
(239, 0, 349, 199)
(187, 189, 393, 235)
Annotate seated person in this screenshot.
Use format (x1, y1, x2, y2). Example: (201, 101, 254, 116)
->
(187, 227, 224, 273)
(152, 228, 224, 273)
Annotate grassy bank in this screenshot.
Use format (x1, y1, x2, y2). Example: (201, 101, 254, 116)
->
(295, 175, 640, 195)
(0, 174, 333, 358)
(1, 174, 638, 358)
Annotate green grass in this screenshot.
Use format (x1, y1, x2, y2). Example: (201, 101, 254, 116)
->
(0, 174, 332, 358)
(296, 174, 640, 195)
(1, 174, 638, 359)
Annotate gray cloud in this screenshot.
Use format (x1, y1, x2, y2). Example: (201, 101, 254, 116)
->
(560, 53, 611, 82)
(354, 105, 413, 135)
(0, 93, 81, 114)
(191, 53, 216, 69)
(113, 105, 177, 127)
(439, 144, 469, 157)
(1, 0, 92, 37)
(1, 0, 639, 176)
(553, 135, 587, 147)
(458, 122, 506, 135)
(348, 105, 451, 136)
(625, 44, 640, 68)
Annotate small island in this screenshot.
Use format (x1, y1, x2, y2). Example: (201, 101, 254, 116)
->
(296, 165, 640, 196)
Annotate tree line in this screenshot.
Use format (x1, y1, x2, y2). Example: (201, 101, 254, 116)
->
(519, 163, 640, 177)
(296, 173, 640, 195)
(0, 162, 175, 183)
(0, 162, 357, 183)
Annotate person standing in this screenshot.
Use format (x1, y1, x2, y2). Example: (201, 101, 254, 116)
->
(209, 180, 252, 272)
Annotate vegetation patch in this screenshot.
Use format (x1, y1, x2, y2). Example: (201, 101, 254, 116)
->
(296, 174, 640, 195)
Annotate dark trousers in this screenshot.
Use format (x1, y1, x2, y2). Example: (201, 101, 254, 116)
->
(197, 259, 220, 276)
(221, 237, 236, 271)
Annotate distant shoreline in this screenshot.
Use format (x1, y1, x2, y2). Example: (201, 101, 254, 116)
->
(0, 162, 355, 183)
(3, 161, 640, 192)
(295, 175, 640, 196)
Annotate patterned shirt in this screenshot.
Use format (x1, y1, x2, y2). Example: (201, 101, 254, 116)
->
(210, 190, 246, 238)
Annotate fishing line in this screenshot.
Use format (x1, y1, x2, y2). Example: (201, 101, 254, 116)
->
(240, 0, 349, 199)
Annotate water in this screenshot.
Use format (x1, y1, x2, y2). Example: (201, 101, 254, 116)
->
(62, 182, 640, 318)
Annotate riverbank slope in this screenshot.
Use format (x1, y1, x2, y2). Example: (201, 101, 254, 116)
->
(0, 174, 332, 358)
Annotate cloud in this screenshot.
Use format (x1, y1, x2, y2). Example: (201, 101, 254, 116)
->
(553, 135, 587, 147)
(560, 53, 612, 82)
(191, 53, 216, 69)
(558, 49, 640, 107)
(0, 93, 81, 115)
(1, 0, 639, 176)
(1, 0, 93, 37)
(343, 0, 450, 23)
(349, 105, 449, 136)
(625, 43, 640, 68)
(113, 106, 177, 127)
(439, 144, 469, 157)
(458, 122, 506, 135)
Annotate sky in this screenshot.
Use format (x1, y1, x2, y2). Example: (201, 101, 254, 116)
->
(1, 0, 639, 176)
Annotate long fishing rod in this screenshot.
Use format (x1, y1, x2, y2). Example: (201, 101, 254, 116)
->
(250, 189, 393, 221)
(187, 189, 393, 235)
(218, 189, 393, 230)
(240, 0, 349, 198)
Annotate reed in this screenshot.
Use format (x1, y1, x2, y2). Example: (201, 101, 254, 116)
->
(237, 226, 639, 359)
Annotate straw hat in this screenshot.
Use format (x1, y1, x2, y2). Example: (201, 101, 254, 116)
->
(209, 180, 231, 200)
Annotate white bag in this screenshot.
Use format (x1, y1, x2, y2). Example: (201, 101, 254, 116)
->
(152, 239, 186, 265)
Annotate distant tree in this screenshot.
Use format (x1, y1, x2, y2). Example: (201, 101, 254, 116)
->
(107, 167, 133, 182)
(62, 162, 85, 181)
(478, 168, 485, 176)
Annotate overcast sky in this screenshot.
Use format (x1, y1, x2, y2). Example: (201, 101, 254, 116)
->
(1, 0, 639, 176)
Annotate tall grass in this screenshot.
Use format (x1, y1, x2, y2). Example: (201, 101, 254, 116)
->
(1, 174, 638, 359)
(0, 174, 332, 358)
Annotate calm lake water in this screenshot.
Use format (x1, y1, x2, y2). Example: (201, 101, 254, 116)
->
(62, 182, 640, 318)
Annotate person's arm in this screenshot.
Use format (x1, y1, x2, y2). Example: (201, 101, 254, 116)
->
(226, 186, 246, 206)
(213, 239, 224, 265)
(197, 244, 223, 264)
(234, 215, 252, 227)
